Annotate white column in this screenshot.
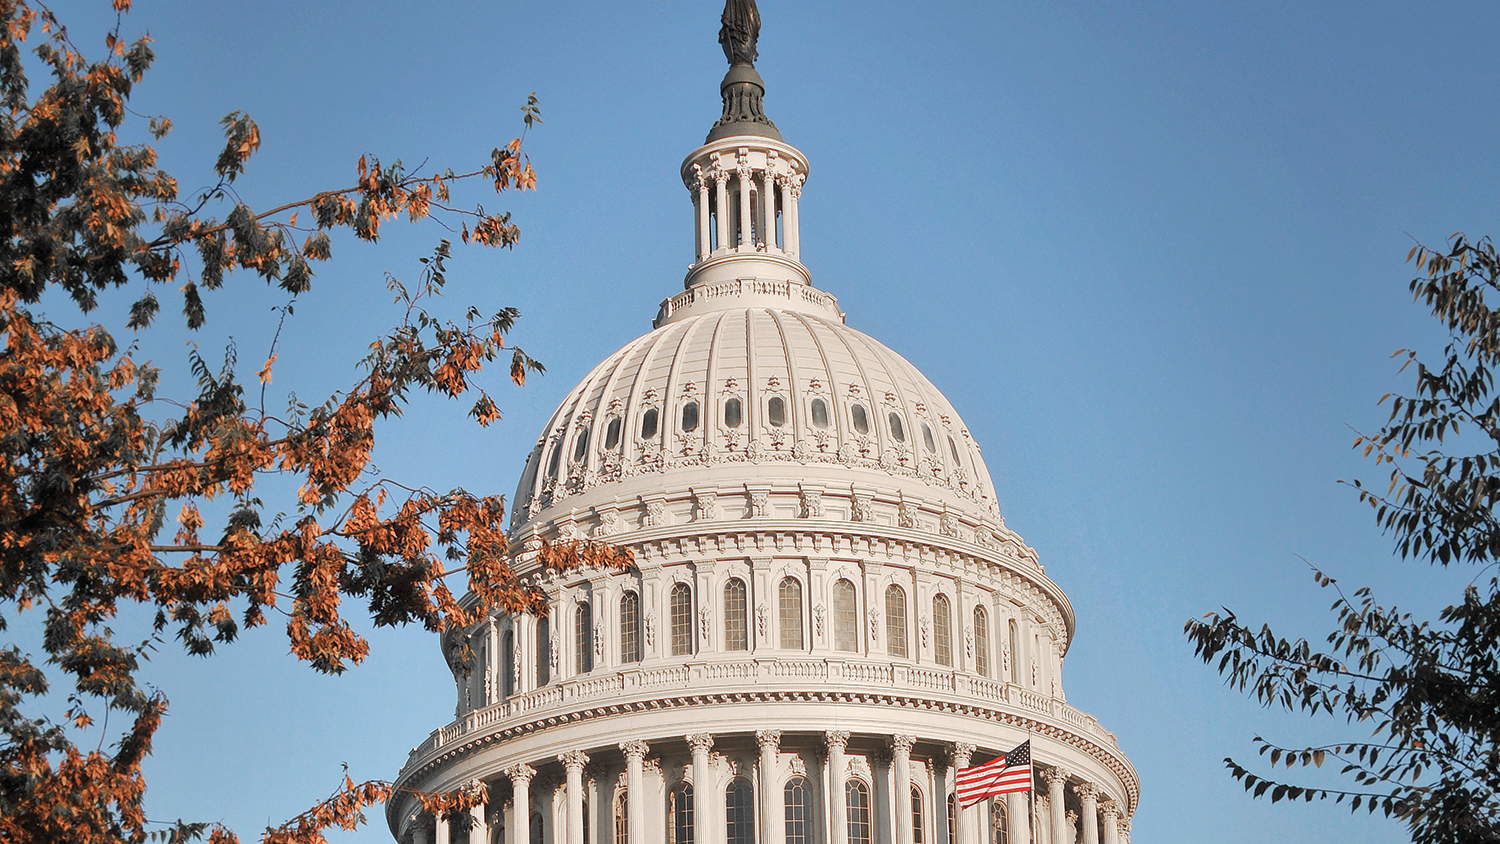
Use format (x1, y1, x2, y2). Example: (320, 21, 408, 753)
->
(434, 812, 450, 844)
(1007, 792, 1031, 844)
(1034, 794, 1052, 844)
(695, 168, 711, 261)
(1100, 800, 1122, 844)
(688, 734, 716, 844)
(714, 173, 729, 254)
(412, 819, 432, 844)
(621, 740, 649, 844)
(758, 730, 784, 844)
(1076, 782, 1100, 844)
(949, 743, 975, 844)
(784, 178, 801, 259)
(561, 750, 590, 844)
(505, 764, 535, 844)
(1044, 767, 1069, 844)
(762, 165, 778, 251)
(827, 731, 851, 844)
(737, 165, 753, 248)
(892, 735, 915, 844)
(469, 784, 489, 844)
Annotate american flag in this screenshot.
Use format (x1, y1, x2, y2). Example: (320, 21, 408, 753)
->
(954, 741, 1032, 808)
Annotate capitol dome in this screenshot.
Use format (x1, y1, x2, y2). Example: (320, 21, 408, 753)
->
(389, 5, 1138, 844)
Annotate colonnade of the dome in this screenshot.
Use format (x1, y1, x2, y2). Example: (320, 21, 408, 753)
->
(399, 730, 1130, 844)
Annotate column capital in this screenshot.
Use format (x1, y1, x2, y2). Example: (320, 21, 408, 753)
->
(1043, 766, 1071, 788)
(825, 730, 851, 752)
(505, 763, 536, 785)
(560, 749, 590, 771)
(462, 778, 489, 800)
(1100, 799, 1122, 819)
(756, 729, 782, 751)
(890, 734, 916, 756)
(687, 733, 716, 754)
(619, 740, 650, 761)
(1075, 781, 1099, 802)
(949, 741, 976, 768)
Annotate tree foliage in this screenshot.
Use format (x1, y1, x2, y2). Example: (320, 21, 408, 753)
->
(1186, 234, 1500, 843)
(0, 2, 629, 843)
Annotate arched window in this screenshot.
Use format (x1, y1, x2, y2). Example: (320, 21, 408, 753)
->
(725, 778, 754, 844)
(574, 601, 593, 674)
(670, 583, 693, 656)
(501, 630, 514, 697)
(530, 813, 544, 844)
(768, 396, 787, 427)
(724, 578, 749, 651)
(779, 577, 804, 649)
(946, 795, 957, 844)
(888, 412, 906, 442)
(614, 790, 629, 844)
(784, 777, 811, 844)
(620, 591, 642, 663)
(536, 615, 551, 686)
(973, 605, 990, 678)
(846, 780, 872, 844)
(1008, 619, 1021, 684)
(885, 584, 908, 659)
(668, 782, 694, 844)
(912, 786, 926, 844)
(991, 798, 1009, 844)
(681, 401, 699, 432)
(833, 579, 858, 652)
(933, 594, 953, 667)
(604, 417, 622, 450)
(640, 407, 659, 440)
(724, 398, 743, 428)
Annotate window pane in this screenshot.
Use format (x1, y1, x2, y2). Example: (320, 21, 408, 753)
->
(575, 602, 593, 674)
(888, 412, 906, 442)
(991, 799, 1008, 844)
(724, 579, 749, 651)
(973, 606, 990, 677)
(670, 583, 693, 656)
(851, 404, 870, 434)
(573, 429, 590, 462)
(620, 592, 642, 663)
(886, 585, 908, 659)
(912, 786, 925, 844)
(768, 396, 787, 427)
(833, 579, 858, 652)
(501, 630, 514, 697)
(785, 777, 810, 844)
(725, 778, 754, 844)
(847, 781, 872, 844)
(641, 408, 659, 440)
(615, 791, 629, 844)
(934, 595, 952, 667)
(1009, 620, 1021, 684)
(724, 398, 743, 428)
(682, 401, 699, 432)
(669, 783, 694, 844)
(546, 442, 563, 479)
(536, 616, 551, 686)
(779, 577, 803, 649)
(922, 422, 936, 453)
(810, 398, 829, 429)
(605, 417, 622, 450)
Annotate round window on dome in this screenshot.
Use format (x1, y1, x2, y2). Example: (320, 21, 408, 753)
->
(851, 403, 870, 435)
(768, 396, 787, 427)
(724, 397, 743, 428)
(888, 412, 906, 443)
(604, 417, 621, 450)
(682, 401, 699, 432)
(810, 398, 829, 429)
(922, 422, 936, 453)
(572, 429, 589, 463)
(640, 408, 659, 440)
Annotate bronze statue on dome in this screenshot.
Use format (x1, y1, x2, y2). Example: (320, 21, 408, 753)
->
(719, 0, 760, 65)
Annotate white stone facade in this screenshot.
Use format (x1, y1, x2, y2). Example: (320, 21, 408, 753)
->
(387, 20, 1137, 844)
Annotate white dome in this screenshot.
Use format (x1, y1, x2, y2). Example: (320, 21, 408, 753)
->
(513, 304, 1002, 537)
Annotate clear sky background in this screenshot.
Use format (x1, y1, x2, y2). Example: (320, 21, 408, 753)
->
(17, 2, 1500, 843)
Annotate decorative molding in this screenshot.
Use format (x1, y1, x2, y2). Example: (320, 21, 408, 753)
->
(560, 749, 590, 770)
(756, 729, 782, 751)
(890, 734, 916, 756)
(619, 740, 650, 761)
(687, 733, 716, 754)
(825, 730, 851, 751)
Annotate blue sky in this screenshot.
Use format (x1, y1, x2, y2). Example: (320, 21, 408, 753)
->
(20, 1, 1500, 842)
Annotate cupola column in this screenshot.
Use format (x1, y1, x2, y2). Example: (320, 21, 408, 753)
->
(688, 734, 716, 844)
(467, 781, 489, 844)
(694, 166, 711, 261)
(737, 155, 754, 249)
(784, 176, 801, 258)
(714, 170, 730, 255)
(826, 731, 851, 844)
(892, 735, 915, 844)
(620, 741, 649, 844)
(560, 750, 590, 844)
(762, 156, 779, 252)
(433, 812, 450, 844)
(505, 764, 535, 844)
(757, 731, 783, 844)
